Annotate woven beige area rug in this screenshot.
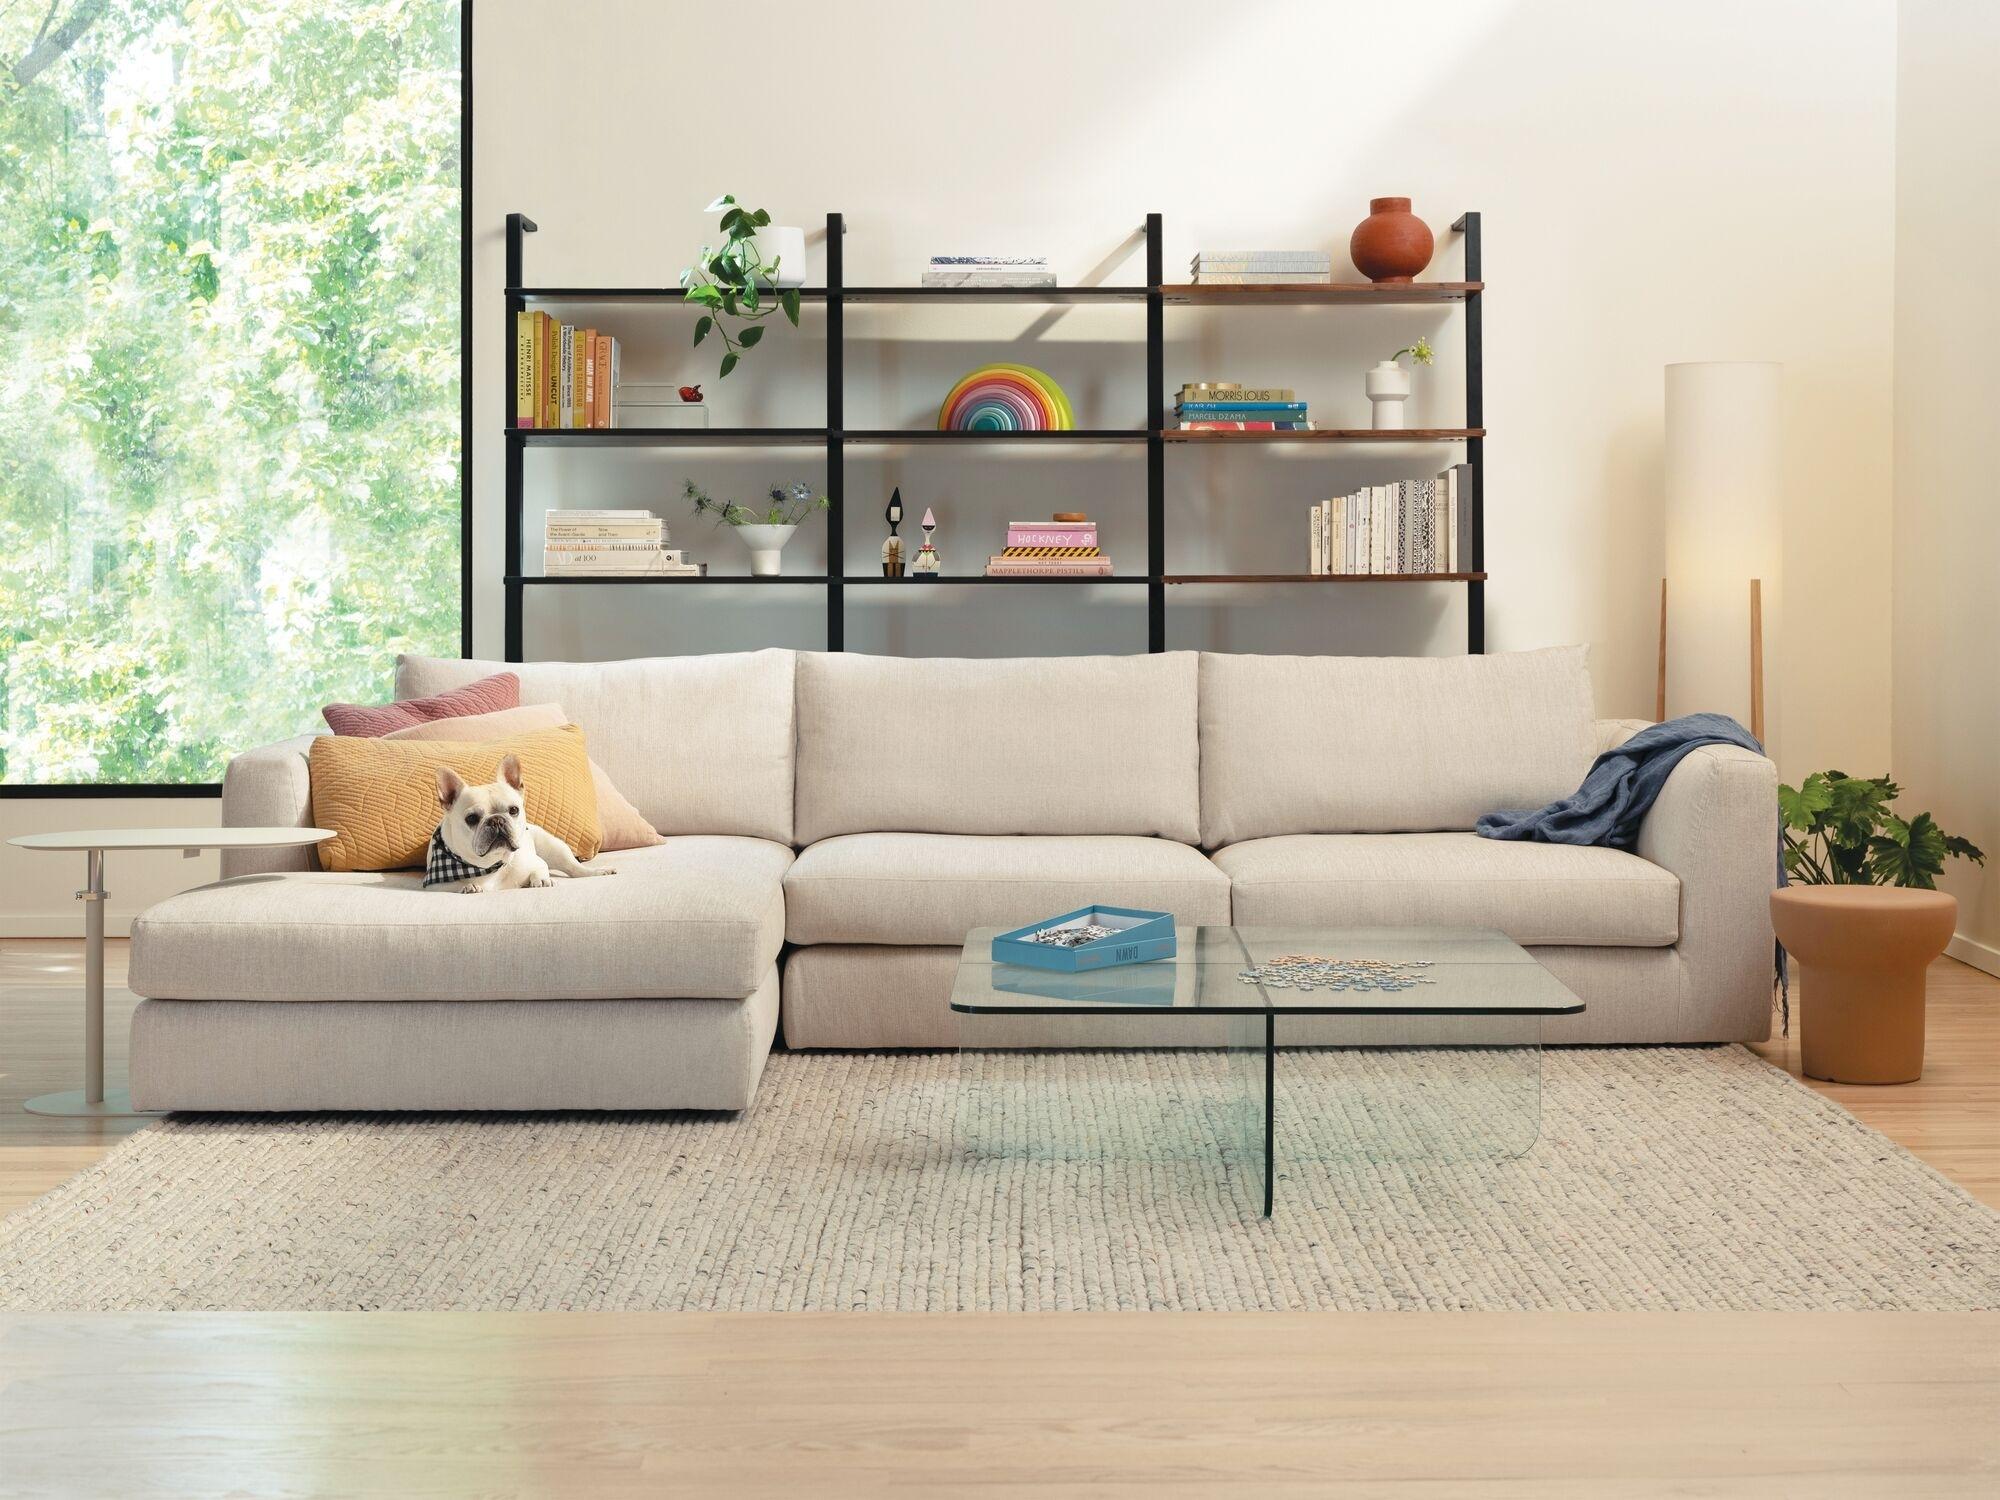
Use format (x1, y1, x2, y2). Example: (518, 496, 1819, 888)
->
(2, 1045, 1996, 1311)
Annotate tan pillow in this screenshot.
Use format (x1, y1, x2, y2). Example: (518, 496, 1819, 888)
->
(384, 704, 664, 851)
(309, 725, 603, 872)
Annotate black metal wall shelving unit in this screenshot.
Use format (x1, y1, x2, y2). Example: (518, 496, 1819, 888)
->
(501, 210, 1485, 661)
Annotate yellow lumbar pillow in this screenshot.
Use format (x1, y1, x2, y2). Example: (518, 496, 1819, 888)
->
(308, 724, 603, 872)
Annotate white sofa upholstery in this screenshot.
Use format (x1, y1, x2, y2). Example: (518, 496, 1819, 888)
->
(126, 645, 1779, 1110)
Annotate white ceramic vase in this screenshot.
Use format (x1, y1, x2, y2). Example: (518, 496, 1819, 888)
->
(1365, 361, 1412, 430)
(757, 226, 807, 289)
(734, 523, 796, 576)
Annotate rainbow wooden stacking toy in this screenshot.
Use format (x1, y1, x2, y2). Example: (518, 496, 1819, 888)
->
(936, 363, 1075, 432)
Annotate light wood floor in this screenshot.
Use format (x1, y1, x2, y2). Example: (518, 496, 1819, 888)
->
(1, 938, 1996, 1497)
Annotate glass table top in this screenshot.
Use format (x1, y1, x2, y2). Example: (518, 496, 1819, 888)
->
(951, 925, 1585, 1016)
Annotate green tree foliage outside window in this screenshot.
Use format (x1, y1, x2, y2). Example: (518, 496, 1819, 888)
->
(0, 0, 462, 784)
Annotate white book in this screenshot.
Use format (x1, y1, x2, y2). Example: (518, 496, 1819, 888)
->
(920, 270, 1058, 287)
(1191, 251, 1331, 267)
(1310, 500, 1324, 575)
(1444, 467, 1459, 572)
(554, 508, 658, 519)
(1190, 272, 1332, 285)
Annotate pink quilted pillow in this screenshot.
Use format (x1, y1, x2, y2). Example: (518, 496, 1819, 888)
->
(322, 671, 520, 737)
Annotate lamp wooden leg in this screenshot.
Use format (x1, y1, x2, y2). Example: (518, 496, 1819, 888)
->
(1655, 578, 1668, 723)
(1749, 578, 1765, 745)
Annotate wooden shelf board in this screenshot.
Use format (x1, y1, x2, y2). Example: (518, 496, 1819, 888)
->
(1163, 428, 1482, 444)
(843, 286, 1147, 304)
(509, 575, 833, 586)
(513, 427, 828, 446)
(846, 575, 1146, 586)
(507, 287, 828, 303)
(1163, 572, 1488, 585)
(844, 429, 1148, 444)
(1161, 281, 1480, 305)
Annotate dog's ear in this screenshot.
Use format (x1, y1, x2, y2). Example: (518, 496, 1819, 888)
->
(497, 753, 525, 792)
(435, 765, 466, 809)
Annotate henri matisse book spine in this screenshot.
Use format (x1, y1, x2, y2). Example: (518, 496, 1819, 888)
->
(515, 313, 536, 428)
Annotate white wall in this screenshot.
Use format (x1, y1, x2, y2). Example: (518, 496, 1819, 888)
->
(1894, 0, 1999, 971)
(1, 0, 1900, 931)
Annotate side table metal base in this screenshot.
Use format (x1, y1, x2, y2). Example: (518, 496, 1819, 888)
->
(24, 1088, 164, 1119)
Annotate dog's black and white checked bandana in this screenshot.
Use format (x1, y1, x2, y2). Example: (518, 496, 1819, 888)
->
(423, 827, 504, 889)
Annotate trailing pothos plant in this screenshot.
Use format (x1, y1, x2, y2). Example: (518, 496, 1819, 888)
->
(679, 194, 802, 378)
(1779, 771, 1985, 888)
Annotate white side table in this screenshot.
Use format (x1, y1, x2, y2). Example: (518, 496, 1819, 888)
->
(7, 827, 333, 1117)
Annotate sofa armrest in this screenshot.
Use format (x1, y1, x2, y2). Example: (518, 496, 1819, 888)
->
(220, 734, 321, 877)
(1595, 717, 1653, 755)
(1635, 743, 1778, 1040)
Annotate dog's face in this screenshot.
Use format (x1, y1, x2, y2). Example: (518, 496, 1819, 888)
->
(435, 755, 529, 866)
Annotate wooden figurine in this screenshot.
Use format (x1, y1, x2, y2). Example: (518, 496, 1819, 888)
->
(911, 506, 942, 577)
(882, 487, 905, 577)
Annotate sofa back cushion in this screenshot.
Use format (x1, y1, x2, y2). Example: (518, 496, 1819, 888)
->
(397, 649, 797, 843)
(1199, 646, 1598, 846)
(794, 652, 1202, 844)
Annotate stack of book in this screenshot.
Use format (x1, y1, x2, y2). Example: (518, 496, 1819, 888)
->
(1189, 250, 1331, 285)
(544, 510, 703, 577)
(1172, 382, 1312, 431)
(1308, 465, 1473, 576)
(515, 314, 621, 429)
(984, 517, 1112, 578)
(922, 255, 1057, 289)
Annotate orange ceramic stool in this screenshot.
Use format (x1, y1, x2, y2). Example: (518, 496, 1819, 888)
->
(1770, 886, 1957, 1084)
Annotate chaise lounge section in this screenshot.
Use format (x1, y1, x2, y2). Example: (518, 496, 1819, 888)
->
(125, 645, 1778, 1110)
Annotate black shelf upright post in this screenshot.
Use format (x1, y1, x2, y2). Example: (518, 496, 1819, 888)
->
(1145, 212, 1165, 654)
(1454, 211, 1484, 655)
(504, 213, 537, 662)
(826, 212, 845, 651)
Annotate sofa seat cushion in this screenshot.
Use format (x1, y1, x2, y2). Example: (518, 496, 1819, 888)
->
(783, 833, 1232, 946)
(129, 837, 793, 1002)
(1214, 833, 1679, 948)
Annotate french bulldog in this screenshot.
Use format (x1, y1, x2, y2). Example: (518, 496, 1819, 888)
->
(427, 755, 615, 893)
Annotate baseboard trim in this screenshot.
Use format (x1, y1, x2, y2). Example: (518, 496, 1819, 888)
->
(1946, 932, 2000, 979)
(0, 911, 140, 940)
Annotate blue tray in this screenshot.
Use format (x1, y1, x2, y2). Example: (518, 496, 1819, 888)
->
(990, 906, 1177, 972)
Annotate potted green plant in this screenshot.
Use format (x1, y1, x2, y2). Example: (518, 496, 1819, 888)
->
(686, 479, 830, 576)
(679, 195, 804, 379)
(1772, 771, 1984, 1084)
(1365, 336, 1433, 430)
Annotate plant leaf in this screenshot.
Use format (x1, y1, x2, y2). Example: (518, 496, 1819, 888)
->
(719, 351, 739, 378)
(751, 208, 771, 227)
(694, 315, 712, 346)
(1777, 773, 1833, 831)
(737, 324, 763, 347)
(1942, 832, 1988, 866)
(1866, 811, 1947, 888)
(705, 194, 736, 212)
(781, 289, 801, 326)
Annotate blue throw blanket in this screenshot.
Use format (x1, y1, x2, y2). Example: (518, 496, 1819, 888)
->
(1476, 712, 1765, 850)
(1476, 711, 1787, 1027)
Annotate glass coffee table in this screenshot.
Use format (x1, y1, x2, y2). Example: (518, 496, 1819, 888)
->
(950, 925, 1584, 1216)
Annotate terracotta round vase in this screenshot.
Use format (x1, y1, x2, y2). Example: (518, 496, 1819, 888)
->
(1349, 197, 1434, 283)
(1770, 886, 1957, 1084)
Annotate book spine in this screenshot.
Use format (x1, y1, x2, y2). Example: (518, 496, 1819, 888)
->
(551, 508, 660, 518)
(541, 313, 559, 429)
(558, 325, 574, 429)
(1192, 253, 1332, 267)
(1189, 273, 1332, 284)
(582, 329, 596, 428)
(543, 535, 670, 547)
(1173, 421, 1312, 431)
(1176, 402, 1309, 415)
(1310, 500, 1324, 576)
(574, 328, 592, 429)
(1006, 527, 1099, 549)
(544, 525, 666, 539)
(514, 313, 535, 428)
(592, 333, 611, 428)
(1177, 387, 1294, 403)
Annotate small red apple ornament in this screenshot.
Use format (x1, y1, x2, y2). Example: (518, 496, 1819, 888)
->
(679, 385, 703, 403)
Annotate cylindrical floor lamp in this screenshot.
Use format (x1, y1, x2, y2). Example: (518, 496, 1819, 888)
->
(1662, 362, 1782, 748)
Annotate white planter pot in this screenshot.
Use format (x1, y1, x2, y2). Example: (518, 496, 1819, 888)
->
(734, 523, 797, 576)
(756, 226, 807, 289)
(1365, 361, 1412, 430)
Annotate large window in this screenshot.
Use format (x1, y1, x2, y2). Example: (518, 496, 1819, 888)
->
(0, 0, 463, 787)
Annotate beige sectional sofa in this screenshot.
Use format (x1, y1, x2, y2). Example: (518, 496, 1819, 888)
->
(125, 645, 1778, 1111)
